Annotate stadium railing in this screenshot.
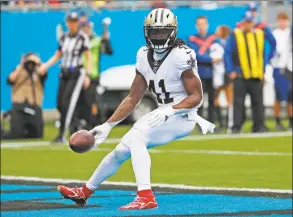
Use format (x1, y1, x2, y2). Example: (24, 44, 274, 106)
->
(1, 0, 290, 12)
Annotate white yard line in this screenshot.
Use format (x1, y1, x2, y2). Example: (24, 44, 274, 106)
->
(148, 149, 292, 156)
(1, 175, 292, 194)
(1, 131, 291, 148)
(1, 131, 291, 157)
(1, 145, 291, 157)
(182, 131, 292, 141)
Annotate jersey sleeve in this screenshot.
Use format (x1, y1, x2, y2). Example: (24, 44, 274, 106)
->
(81, 34, 91, 52)
(176, 47, 198, 78)
(135, 46, 146, 78)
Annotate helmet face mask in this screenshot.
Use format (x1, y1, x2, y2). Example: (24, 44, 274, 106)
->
(144, 26, 176, 49)
(144, 8, 178, 50)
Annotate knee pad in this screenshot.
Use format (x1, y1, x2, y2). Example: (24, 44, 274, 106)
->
(121, 128, 147, 148)
(113, 143, 131, 163)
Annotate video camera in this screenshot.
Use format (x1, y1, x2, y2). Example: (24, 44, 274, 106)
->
(22, 52, 41, 76)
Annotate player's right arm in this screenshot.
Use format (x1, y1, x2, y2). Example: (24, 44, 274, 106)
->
(107, 71, 148, 124)
(90, 70, 148, 147)
(90, 47, 148, 147)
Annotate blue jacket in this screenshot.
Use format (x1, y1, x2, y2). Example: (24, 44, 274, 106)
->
(224, 28, 276, 75)
(255, 23, 277, 61)
(187, 34, 217, 79)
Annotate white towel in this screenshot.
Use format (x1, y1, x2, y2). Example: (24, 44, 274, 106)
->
(188, 110, 215, 134)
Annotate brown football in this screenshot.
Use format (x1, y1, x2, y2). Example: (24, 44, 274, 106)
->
(69, 130, 95, 153)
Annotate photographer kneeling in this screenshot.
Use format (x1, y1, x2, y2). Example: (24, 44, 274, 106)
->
(1, 53, 47, 139)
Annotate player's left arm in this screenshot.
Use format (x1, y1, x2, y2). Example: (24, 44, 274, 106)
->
(173, 69, 203, 110)
(148, 69, 203, 128)
(148, 48, 203, 128)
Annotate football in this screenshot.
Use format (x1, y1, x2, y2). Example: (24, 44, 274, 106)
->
(69, 130, 95, 153)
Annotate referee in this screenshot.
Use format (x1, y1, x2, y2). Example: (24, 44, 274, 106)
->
(40, 12, 92, 143)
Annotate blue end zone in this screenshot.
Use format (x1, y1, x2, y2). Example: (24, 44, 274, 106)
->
(1, 183, 292, 217)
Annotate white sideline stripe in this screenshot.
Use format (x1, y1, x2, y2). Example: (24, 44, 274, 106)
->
(1, 175, 292, 194)
(1, 142, 51, 148)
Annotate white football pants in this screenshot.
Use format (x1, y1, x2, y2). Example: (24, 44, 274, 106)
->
(86, 111, 196, 191)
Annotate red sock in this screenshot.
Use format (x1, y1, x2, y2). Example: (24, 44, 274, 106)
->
(82, 184, 94, 197)
(137, 189, 154, 198)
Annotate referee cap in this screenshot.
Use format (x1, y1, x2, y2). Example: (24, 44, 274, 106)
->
(67, 12, 79, 22)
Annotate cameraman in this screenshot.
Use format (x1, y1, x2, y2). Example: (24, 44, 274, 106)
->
(1, 53, 47, 139)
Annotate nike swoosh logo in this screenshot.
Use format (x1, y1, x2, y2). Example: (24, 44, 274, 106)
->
(67, 188, 84, 199)
(186, 50, 192, 54)
(141, 201, 157, 209)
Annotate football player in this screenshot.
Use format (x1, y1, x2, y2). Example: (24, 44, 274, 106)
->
(57, 8, 215, 210)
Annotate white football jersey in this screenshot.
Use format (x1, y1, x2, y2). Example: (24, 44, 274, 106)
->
(271, 28, 291, 69)
(210, 42, 225, 88)
(136, 45, 198, 107)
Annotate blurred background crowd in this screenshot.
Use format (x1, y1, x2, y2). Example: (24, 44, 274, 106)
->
(1, 0, 292, 141)
(1, 0, 293, 10)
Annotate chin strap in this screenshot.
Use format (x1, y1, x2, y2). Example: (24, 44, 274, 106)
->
(154, 48, 168, 54)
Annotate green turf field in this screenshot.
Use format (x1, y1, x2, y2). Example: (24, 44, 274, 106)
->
(2, 119, 290, 141)
(1, 120, 292, 190)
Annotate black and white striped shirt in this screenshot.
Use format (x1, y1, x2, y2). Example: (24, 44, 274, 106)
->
(58, 31, 90, 69)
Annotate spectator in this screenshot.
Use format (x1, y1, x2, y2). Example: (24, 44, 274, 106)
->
(40, 12, 92, 143)
(79, 11, 89, 23)
(17, 0, 40, 5)
(92, 0, 112, 9)
(212, 25, 233, 130)
(286, 26, 293, 129)
(0, 1, 9, 6)
(225, 11, 276, 133)
(1, 53, 47, 140)
(48, 0, 61, 6)
(79, 19, 113, 128)
(271, 12, 292, 130)
(151, 0, 167, 9)
(188, 16, 219, 124)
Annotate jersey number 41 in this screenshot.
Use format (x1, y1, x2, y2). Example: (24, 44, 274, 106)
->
(149, 79, 174, 104)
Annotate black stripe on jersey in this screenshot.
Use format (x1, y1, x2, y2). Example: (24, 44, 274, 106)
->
(147, 47, 173, 74)
(160, 8, 165, 23)
(154, 9, 159, 23)
(59, 31, 88, 69)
